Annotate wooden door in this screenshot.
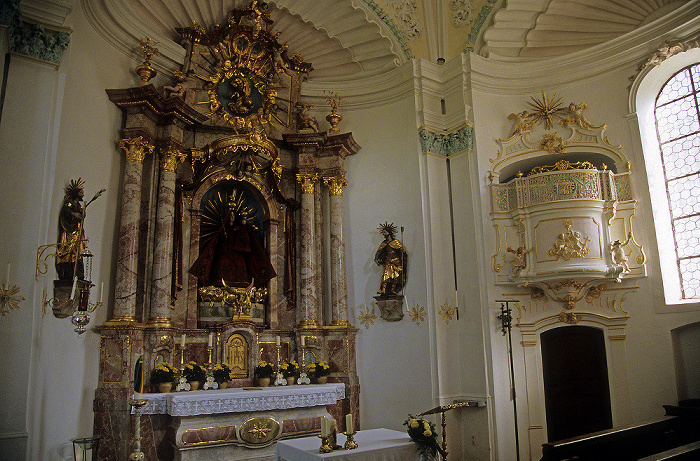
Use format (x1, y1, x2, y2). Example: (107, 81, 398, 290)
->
(541, 326, 613, 441)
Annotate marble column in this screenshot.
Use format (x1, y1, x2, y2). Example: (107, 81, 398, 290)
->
(296, 173, 320, 329)
(107, 136, 153, 323)
(323, 174, 350, 326)
(147, 146, 185, 328)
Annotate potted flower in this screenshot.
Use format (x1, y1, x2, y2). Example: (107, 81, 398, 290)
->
(183, 361, 207, 390)
(279, 361, 298, 385)
(150, 362, 176, 393)
(307, 360, 330, 384)
(403, 415, 446, 460)
(212, 363, 232, 388)
(254, 361, 274, 387)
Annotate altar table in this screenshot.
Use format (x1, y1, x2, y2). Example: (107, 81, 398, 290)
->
(137, 382, 345, 416)
(135, 384, 346, 461)
(273, 428, 418, 461)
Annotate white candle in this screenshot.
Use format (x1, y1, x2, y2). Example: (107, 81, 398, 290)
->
(275, 335, 280, 347)
(5, 262, 9, 289)
(99, 282, 104, 303)
(455, 290, 458, 308)
(70, 276, 77, 300)
(346, 413, 353, 434)
(300, 335, 305, 347)
(208, 332, 213, 347)
(321, 417, 328, 437)
(180, 333, 186, 348)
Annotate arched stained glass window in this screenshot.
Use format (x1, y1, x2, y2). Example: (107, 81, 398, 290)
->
(654, 63, 700, 298)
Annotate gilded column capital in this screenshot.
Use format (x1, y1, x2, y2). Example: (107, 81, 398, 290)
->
(118, 136, 154, 163)
(323, 175, 348, 196)
(296, 173, 319, 194)
(160, 147, 186, 172)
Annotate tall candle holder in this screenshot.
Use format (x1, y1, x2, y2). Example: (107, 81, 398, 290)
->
(203, 344, 219, 390)
(128, 398, 147, 460)
(273, 338, 286, 386)
(297, 337, 310, 384)
(176, 337, 190, 391)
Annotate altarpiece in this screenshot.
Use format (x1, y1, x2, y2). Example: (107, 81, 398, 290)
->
(95, 3, 360, 459)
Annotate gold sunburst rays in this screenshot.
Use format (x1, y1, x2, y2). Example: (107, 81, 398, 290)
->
(527, 91, 566, 130)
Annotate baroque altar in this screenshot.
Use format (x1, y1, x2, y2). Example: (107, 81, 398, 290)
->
(136, 384, 345, 460)
(94, 2, 360, 459)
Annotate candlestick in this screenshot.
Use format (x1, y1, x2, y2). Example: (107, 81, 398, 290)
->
(70, 276, 77, 300)
(343, 432, 358, 450)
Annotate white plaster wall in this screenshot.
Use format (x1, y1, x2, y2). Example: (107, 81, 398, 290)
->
(340, 96, 438, 434)
(0, 3, 133, 460)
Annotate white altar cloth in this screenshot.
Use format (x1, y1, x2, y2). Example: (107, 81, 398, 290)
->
(136, 383, 345, 416)
(274, 428, 418, 461)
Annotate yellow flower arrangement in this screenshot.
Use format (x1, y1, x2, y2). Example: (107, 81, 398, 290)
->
(212, 363, 232, 384)
(254, 360, 274, 378)
(403, 414, 445, 458)
(150, 362, 176, 384)
(307, 360, 330, 378)
(183, 361, 206, 382)
(279, 360, 298, 378)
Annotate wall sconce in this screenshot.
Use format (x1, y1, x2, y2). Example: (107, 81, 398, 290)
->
(37, 250, 103, 336)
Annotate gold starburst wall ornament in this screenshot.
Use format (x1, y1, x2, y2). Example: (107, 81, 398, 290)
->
(408, 303, 426, 326)
(438, 301, 456, 324)
(0, 284, 25, 316)
(357, 302, 377, 329)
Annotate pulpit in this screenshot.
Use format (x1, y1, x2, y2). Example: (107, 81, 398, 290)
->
(136, 383, 345, 461)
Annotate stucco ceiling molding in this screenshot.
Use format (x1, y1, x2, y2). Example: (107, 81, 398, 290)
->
(81, 0, 186, 72)
(81, 0, 405, 82)
(470, 1, 700, 95)
(301, 62, 415, 111)
(482, 0, 690, 59)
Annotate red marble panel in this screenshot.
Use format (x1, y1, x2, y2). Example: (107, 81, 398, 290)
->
(181, 424, 238, 446)
(282, 416, 321, 437)
(101, 338, 124, 384)
(328, 339, 344, 372)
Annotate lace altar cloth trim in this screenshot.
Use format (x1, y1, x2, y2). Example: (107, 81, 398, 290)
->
(135, 383, 345, 416)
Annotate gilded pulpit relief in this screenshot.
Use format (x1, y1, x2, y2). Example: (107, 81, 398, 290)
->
(548, 220, 590, 261)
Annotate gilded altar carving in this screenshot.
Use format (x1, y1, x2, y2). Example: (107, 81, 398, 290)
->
(119, 136, 154, 163)
(226, 333, 249, 378)
(238, 416, 280, 445)
(296, 173, 319, 194)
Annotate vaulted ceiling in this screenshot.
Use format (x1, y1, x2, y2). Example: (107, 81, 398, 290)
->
(82, 0, 692, 83)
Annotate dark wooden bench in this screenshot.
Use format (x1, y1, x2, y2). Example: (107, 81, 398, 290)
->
(540, 404, 700, 461)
